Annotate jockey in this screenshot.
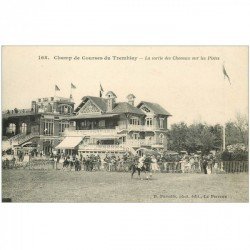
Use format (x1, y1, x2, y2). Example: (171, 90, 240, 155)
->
(138, 155, 145, 169)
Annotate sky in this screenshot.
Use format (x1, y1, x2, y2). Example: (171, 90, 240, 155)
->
(2, 46, 248, 125)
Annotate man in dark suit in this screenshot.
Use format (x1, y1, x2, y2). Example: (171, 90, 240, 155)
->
(202, 156, 208, 174)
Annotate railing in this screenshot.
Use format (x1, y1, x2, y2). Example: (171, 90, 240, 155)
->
(116, 124, 164, 131)
(221, 161, 248, 173)
(9, 132, 40, 145)
(63, 124, 166, 136)
(18, 132, 40, 144)
(159, 162, 182, 173)
(3, 108, 35, 117)
(79, 144, 127, 151)
(9, 133, 23, 144)
(63, 128, 118, 136)
(126, 139, 158, 147)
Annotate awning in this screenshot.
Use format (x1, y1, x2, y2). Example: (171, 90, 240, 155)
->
(55, 137, 83, 149)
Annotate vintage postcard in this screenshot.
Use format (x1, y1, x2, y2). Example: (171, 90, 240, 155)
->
(1, 46, 248, 202)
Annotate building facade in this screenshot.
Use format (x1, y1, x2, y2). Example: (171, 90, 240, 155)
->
(2, 96, 74, 155)
(2, 91, 171, 157)
(56, 91, 171, 157)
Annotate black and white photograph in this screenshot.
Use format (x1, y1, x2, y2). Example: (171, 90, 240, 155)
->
(1, 1, 250, 250)
(1, 46, 248, 203)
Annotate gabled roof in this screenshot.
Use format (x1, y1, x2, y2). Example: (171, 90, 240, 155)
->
(111, 102, 145, 115)
(137, 101, 172, 116)
(75, 96, 108, 113)
(126, 94, 136, 99)
(105, 91, 117, 98)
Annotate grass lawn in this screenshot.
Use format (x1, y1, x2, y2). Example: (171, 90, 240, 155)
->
(1, 169, 249, 202)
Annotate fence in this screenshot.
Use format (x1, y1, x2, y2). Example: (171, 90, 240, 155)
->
(2, 158, 55, 170)
(2, 158, 248, 173)
(221, 161, 248, 173)
(159, 162, 182, 173)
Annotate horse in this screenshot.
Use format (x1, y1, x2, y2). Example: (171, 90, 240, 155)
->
(131, 159, 152, 180)
(63, 158, 70, 170)
(85, 159, 93, 171)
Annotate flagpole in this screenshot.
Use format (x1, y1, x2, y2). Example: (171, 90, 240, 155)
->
(221, 61, 231, 151)
(222, 124, 226, 151)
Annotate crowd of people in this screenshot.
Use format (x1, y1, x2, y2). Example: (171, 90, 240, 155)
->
(2, 149, 220, 174)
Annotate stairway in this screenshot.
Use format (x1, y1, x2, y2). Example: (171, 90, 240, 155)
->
(9, 132, 40, 146)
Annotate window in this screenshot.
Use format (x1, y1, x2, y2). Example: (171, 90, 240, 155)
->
(46, 103, 53, 112)
(20, 123, 27, 134)
(130, 117, 140, 125)
(145, 117, 153, 126)
(44, 119, 54, 135)
(59, 105, 72, 114)
(99, 120, 105, 127)
(142, 106, 150, 113)
(81, 121, 87, 128)
(59, 121, 69, 133)
(7, 123, 16, 134)
(132, 133, 140, 140)
(159, 133, 164, 144)
(159, 118, 164, 129)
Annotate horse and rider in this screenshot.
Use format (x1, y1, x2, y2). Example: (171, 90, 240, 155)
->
(131, 154, 153, 180)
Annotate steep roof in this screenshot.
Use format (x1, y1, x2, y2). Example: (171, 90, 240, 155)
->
(111, 102, 145, 115)
(75, 96, 108, 113)
(137, 101, 172, 116)
(105, 91, 117, 98)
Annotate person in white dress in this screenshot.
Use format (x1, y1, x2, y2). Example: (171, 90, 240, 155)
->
(151, 155, 159, 172)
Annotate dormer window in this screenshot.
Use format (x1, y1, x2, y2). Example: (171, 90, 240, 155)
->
(142, 106, 150, 113)
(159, 118, 164, 129)
(59, 105, 72, 114)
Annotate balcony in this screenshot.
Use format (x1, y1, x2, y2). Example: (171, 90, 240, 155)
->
(63, 128, 118, 137)
(2, 108, 36, 118)
(126, 139, 158, 147)
(116, 124, 164, 131)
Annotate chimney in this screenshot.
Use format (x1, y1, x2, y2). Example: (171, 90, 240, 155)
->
(127, 94, 136, 106)
(105, 91, 117, 112)
(31, 101, 37, 113)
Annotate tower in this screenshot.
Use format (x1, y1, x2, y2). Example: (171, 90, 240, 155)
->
(105, 91, 117, 112)
(126, 94, 136, 106)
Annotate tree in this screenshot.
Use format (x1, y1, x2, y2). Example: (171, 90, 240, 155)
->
(168, 122, 223, 154)
(208, 124, 223, 150)
(235, 112, 248, 146)
(167, 122, 188, 152)
(225, 113, 248, 146)
(186, 123, 217, 154)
